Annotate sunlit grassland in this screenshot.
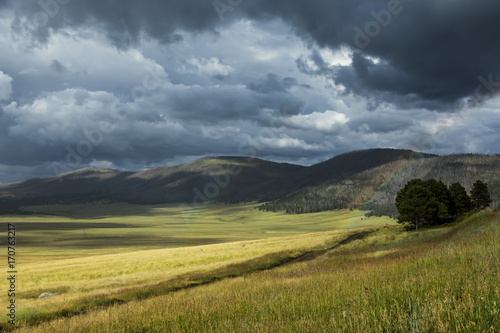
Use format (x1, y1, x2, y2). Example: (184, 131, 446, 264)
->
(3, 229, 351, 326)
(0, 203, 393, 330)
(1, 202, 393, 262)
(15, 211, 500, 333)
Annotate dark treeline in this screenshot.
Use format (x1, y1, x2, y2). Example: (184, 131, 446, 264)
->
(396, 179, 491, 230)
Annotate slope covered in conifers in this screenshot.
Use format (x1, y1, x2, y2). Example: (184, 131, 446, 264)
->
(258, 153, 500, 215)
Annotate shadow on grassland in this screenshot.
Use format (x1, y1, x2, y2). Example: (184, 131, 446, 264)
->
(18, 233, 226, 249)
(13, 222, 140, 231)
(20, 203, 163, 219)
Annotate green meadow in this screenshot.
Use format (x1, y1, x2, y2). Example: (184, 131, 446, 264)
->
(0, 204, 498, 332)
(2, 203, 392, 262)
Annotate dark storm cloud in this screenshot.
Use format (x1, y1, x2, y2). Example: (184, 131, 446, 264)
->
(165, 85, 262, 122)
(245, 74, 304, 116)
(11, 0, 500, 108)
(160, 81, 304, 123)
(245, 0, 500, 108)
(332, 53, 457, 111)
(247, 73, 298, 94)
(0, 109, 64, 165)
(10, 0, 224, 47)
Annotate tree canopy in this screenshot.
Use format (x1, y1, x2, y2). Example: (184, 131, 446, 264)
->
(396, 179, 451, 230)
(396, 178, 490, 230)
(470, 180, 492, 209)
(449, 182, 473, 215)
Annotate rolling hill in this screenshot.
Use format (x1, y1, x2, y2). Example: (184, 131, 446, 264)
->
(0, 157, 303, 206)
(1, 149, 499, 215)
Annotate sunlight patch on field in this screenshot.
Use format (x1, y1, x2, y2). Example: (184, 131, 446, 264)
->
(1, 227, 354, 323)
(0, 203, 394, 262)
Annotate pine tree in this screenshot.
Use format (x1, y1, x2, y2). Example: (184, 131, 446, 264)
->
(449, 182, 473, 215)
(395, 179, 429, 231)
(425, 179, 455, 221)
(395, 179, 452, 230)
(470, 180, 492, 209)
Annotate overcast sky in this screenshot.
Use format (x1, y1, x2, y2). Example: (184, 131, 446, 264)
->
(0, 0, 500, 184)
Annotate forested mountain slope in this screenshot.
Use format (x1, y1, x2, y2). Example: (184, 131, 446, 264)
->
(258, 154, 500, 215)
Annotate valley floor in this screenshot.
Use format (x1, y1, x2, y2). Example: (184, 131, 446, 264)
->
(2, 203, 392, 262)
(0, 206, 498, 332)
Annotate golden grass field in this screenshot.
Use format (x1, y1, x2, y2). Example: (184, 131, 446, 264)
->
(3, 203, 393, 262)
(0, 204, 498, 332)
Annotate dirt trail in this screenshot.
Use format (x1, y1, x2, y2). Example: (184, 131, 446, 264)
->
(283, 230, 374, 266)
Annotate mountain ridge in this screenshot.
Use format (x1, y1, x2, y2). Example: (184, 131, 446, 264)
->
(0, 156, 305, 205)
(1, 149, 499, 215)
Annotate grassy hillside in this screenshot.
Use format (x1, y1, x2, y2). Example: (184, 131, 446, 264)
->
(0, 157, 304, 206)
(0, 149, 436, 208)
(7, 210, 499, 332)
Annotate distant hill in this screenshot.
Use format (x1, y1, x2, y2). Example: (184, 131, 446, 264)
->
(1, 149, 499, 216)
(0, 157, 304, 206)
(253, 148, 435, 202)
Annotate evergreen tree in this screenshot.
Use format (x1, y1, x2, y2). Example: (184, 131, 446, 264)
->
(396, 179, 455, 230)
(396, 179, 452, 230)
(449, 182, 473, 215)
(425, 179, 455, 221)
(395, 179, 428, 231)
(470, 180, 492, 209)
